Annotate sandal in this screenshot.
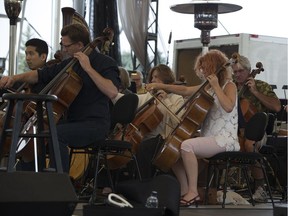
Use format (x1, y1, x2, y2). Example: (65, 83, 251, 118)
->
(180, 195, 200, 207)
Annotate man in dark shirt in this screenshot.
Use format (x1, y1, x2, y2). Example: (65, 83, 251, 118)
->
(0, 23, 120, 172)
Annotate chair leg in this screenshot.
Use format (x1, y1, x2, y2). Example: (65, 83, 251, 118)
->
(259, 159, 275, 208)
(242, 166, 255, 206)
(104, 157, 115, 192)
(90, 150, 102, 205)
(69, 148, 74, 169)
(221, 161, 230, 208)
(204, 163, 214, 205)
(7, 100, 24, 172)
(132, 154, 142, 181)
(264, 156, 284, 197)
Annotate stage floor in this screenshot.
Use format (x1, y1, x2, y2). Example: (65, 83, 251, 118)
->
(72, 202, 287, 216)
(71, 195, 287, 216)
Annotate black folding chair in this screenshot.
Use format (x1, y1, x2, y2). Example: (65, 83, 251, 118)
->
(205, 112, 275, 208)
(69, 93, 142, 204)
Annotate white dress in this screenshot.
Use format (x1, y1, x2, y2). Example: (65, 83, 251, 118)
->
(200, 81, 240, 151)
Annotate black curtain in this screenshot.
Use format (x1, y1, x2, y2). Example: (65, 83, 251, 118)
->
(92, 0, 121, 65)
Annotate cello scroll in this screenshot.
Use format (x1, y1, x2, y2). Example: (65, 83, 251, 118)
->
(100, 27, 114, 55)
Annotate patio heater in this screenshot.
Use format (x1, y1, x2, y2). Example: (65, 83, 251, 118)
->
(4, 0, 23, 76)
(170, 1, 242, 54)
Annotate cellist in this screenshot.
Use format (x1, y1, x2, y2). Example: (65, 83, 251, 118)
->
(112, 64, 185, 178)
(0, 38, 49, 103)
(136, 64, 185, 179)
(146, 50, 240, 207)
(232, 55, 281, 202)
(0, 23, 120, 173)
(0, 38, 49, 169)
(17, 38, 49, 169)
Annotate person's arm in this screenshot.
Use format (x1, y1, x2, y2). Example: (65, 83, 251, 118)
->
(252, 91, 281, 112)
(246, 77, 281, 112)
(111, 92, 124, 104)
(207, 75, 236, 113)
(0, 70, 38, 89)
(146, 83, 200, 96)
(74, 52, 118, 99)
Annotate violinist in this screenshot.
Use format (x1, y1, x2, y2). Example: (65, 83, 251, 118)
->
(113, 64, 185, 178)
(0, 23, 120, 173)
(146, 50, 240, 206)
(232, 55, 281, 202)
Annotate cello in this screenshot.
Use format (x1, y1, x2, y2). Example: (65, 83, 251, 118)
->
(152, 54, 239, 172)
(237, 62, 264, 151)
(106, 95, 163, 169)
(238, 62, 264, 122)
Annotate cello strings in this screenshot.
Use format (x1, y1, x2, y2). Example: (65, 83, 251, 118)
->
(148, 91, 181, 124)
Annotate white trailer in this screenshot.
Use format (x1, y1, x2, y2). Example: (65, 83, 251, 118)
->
(172, 33, 288, 99)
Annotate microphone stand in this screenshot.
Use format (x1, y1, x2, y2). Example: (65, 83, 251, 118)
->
(166, 31, 172, 65)
(4, 0, 23, 76)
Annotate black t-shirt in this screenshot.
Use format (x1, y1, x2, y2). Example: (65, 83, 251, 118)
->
(38, 50, 120, 125)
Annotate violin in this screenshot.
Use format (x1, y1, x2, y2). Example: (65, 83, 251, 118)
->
(239, 62, 264, 122)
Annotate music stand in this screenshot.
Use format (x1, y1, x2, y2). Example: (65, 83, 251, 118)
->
(0, 58, 6, 74)
(282, 85, 287, 99)
(270, 84, 277, 90)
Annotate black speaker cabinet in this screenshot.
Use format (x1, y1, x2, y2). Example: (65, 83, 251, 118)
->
(0, 172, 78, 216)
(274, 203, 288, 216)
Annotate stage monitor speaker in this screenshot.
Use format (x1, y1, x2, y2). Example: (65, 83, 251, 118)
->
(0, 172, 78, 216)
(274, 203, 288, 216)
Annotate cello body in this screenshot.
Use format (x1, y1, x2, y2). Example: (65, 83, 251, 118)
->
(239, 98, 258, 123)
(107, 101, 163, 169)
(47, 69, 83, 123)
(238, 62, 264, 123)
(153, 89, 214, 172)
